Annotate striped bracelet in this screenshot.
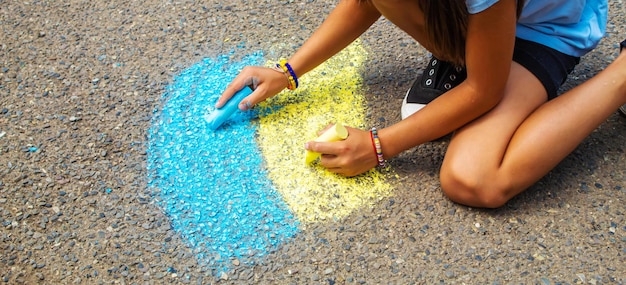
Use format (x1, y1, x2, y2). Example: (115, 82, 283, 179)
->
(369, 127, 385, 167)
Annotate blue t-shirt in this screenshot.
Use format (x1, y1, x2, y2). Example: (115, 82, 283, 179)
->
(465, 0, 608, 57)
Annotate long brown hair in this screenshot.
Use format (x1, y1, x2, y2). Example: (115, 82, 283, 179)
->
(417, 0, 525, 67)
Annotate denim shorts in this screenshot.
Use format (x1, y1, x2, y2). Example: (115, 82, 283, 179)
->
(512, 37, 580, 100)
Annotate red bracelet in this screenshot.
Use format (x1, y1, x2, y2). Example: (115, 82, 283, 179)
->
(369, 128, 385, 167)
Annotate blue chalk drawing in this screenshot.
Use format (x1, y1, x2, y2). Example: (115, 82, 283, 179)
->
(147, 53, 299, 275)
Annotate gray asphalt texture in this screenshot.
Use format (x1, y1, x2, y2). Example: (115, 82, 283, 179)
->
(1, 0, 625, 284)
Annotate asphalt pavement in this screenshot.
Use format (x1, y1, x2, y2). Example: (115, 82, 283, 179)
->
(0, 0, 624, 284)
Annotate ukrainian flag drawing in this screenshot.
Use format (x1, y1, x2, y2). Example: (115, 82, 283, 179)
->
(147, 41, 394, 275)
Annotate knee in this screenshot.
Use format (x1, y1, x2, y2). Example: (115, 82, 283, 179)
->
(439, 165, 511, 209)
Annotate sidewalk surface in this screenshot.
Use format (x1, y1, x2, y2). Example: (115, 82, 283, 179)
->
(1, 0, 624, 284)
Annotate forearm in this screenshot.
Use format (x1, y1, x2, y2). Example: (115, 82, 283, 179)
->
(288, 0, 380, 76)
(379, 83, 498, 158)
(380, 0, 516, 159)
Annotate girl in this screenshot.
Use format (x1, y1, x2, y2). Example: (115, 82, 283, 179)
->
(217, 0, 621, 208)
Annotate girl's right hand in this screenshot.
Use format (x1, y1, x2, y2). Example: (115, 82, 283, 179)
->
(216, 66, 290, 111)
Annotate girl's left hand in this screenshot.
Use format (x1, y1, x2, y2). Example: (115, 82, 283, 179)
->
(304, 125, 379, 177)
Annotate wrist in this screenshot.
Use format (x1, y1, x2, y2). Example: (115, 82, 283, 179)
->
(275, 60, 299, 90)
(369, 127, 386, 167)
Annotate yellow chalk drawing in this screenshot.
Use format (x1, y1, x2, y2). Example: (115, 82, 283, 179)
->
(257, 40, 394, 224)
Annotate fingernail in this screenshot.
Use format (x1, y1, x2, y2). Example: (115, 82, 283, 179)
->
(304, 142, 310, 150)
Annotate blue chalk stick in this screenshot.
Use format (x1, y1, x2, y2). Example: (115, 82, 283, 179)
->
(206, 86, 254, 130)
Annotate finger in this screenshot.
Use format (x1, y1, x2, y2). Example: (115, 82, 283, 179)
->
(321, 162, 355, 177)
(322, 163, 361, 177)
(238, 95, 255, 111)
(324, 165, 343, 175)
(305, 140, 342, 157)
(316, 123, 334, 136)
(238, 84, 266, 111)
(216, 68, 257, 108)
(216, 85, 236, 108)
(216, 84, 249, 109)
(319, 153, 341, 168)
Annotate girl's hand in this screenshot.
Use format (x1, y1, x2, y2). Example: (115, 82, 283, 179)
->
(305, 125, 380, 177)
(217, 66, 289, 111)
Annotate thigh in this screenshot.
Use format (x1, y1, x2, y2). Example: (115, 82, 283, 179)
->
(512, 38, 580, 100)
(442, 62, 547, 178)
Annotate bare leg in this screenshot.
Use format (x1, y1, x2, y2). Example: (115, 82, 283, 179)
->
(369, 0, 626, 207)
(441, 53, 626, 208)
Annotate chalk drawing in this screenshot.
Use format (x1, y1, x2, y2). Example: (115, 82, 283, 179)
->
(147, 40, 394, 275)
(147, 52, 299, 274)
(258, 41, 393, 224)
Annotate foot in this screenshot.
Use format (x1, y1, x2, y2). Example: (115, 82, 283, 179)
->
(401, 56, 467, 119)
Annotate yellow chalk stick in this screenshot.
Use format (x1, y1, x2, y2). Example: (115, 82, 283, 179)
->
(305, 123, 349, 165)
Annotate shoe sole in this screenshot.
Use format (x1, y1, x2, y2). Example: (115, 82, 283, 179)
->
(401, 87, 427, 119)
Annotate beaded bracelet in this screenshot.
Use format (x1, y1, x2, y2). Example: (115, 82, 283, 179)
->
(272, 65, 293, 89)
(369, 127, 385, 167)
(276, 59, 299, 90)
